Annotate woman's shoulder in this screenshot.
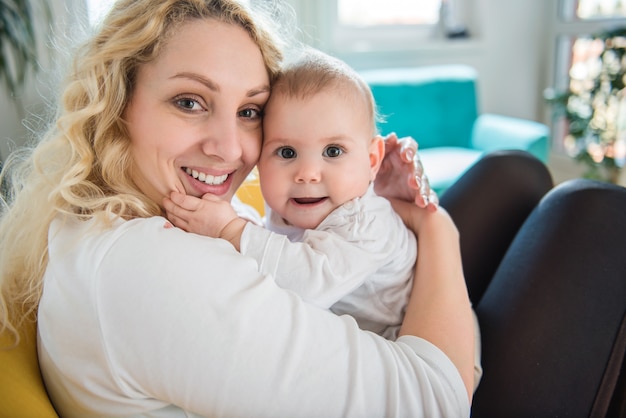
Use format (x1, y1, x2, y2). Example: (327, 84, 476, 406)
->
(49, 214, 173, 249)
(48, 214, 240, 267)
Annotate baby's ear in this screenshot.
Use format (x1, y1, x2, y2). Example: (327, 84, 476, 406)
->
(369, 135, 385, 180)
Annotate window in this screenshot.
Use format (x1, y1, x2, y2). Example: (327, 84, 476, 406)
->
(338, 0, 440, 26)
(572, 0, 626, 20)
(333, 0, 442, 52)
(291, 0, 472, 54)
(86, 0, 116, 26)
(550, 0, 626, 154)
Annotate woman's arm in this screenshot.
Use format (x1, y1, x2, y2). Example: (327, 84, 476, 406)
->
(373, 133, 474, 399)
(75, 217, 470, 416)
(391, 199, 475, 400)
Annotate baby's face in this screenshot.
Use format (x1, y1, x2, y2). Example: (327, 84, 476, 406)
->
(258, 89, 379, 229)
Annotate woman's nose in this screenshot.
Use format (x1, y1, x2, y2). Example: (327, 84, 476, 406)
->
(295, 158, 321, 183)
(202, 117, 245, 162)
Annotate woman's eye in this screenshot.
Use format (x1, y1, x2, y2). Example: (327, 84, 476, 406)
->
(278, 147, 296, 159)
(324, 146, 343, 158)
(175, 97, 203, 111)
(239, 107, 263, 120)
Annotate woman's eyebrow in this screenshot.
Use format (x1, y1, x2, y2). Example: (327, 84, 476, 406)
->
(170, 72, 219, 91)
(248, 85, 270, 98)
(169, 72, 269, 98)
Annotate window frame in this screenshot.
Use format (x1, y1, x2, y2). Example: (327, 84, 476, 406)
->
(332, 0, 441, 52)
(289, 0, 474, 54)
(549, 0, 626, 153)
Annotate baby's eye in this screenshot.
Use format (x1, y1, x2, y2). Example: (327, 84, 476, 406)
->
(238, 107, 264, 120)
(277, 147, 296, 159)
(323, 145, 343, 158)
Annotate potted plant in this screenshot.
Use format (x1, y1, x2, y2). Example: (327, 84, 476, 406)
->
(0, 0, 50, 190)
(0, 0, 49, 100)
(545, 27, 626, 184)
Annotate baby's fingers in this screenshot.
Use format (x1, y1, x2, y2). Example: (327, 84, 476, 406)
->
(162, 200, 189, 231)
(201, 192, 223, 203)
(169, 191, 203, 210)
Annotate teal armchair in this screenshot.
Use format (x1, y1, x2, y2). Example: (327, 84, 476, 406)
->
(359, 65, 549, 194)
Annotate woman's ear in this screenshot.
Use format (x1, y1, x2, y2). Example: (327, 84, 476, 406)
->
(369, 135, 385, 181)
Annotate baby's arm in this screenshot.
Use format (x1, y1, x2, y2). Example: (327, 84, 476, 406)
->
(163, 192, 247, 250)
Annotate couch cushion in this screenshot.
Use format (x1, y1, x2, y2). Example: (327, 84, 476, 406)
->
(419, 147, 484, 194)
(0, 320, 59, 417)
(360, 65, 479, 149)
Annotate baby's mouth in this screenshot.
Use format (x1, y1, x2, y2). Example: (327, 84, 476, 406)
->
(293, 197, 327, 205)
(184, 168, 228, 185)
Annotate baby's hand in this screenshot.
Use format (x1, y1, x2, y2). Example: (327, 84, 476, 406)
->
(163, 192, 239, 238)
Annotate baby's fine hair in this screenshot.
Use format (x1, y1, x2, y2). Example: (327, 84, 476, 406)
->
(271, 48, 379, 136)
(0, 0, 286, 341)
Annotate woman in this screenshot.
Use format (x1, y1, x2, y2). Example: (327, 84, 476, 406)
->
(0, 0, 473, 416)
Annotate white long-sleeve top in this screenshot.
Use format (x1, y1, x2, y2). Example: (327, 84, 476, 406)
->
(37, 212, 469, 417)
(240, 187, 417, 339)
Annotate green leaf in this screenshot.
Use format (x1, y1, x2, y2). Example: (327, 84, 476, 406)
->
(0, 0, 50, 98)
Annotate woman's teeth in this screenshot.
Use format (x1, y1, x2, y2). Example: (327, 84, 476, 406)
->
(185, 168, 228, 185)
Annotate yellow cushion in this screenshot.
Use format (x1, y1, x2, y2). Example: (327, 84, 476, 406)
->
(236, 167, 265, 217)
(0, 320, 58, 417)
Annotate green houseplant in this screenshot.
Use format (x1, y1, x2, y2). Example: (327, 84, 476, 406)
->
(0, 0, 50, 190)
(0, 0, 49, 99)
(545, 27, 626, 184)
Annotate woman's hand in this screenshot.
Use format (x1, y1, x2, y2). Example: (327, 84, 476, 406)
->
(373, 133, 439, 211)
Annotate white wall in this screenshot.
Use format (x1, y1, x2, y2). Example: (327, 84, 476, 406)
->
(473, 0, 553, 122)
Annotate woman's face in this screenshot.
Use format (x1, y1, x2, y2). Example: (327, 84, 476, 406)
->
(124, 19, 270, 206)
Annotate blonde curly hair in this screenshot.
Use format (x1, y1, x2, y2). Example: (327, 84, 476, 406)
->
(0, 0, 284, 342)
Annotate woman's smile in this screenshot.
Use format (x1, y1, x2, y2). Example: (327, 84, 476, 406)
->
(181, 166, 235, 197)
(184, 167, 229, 185)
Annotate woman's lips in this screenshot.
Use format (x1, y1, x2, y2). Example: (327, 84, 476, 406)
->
(181, 167, 234, 197)
(184, 167, 228, 185)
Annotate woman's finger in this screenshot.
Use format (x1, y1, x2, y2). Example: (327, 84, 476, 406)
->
(399, 136, 418, 164)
